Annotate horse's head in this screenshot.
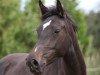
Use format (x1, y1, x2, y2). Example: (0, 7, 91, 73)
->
(26, 0, 76, 74)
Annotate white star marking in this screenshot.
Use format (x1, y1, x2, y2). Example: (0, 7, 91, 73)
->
(43, 20, 52, 30)
(34, 47, 37, 52)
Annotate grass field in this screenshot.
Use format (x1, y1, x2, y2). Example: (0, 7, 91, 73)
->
(85, 52, 100, 75)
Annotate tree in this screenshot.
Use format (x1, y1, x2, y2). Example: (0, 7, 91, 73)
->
(86, 11, 100, 50)
(0, 0, 39, 57)
(0, 0, 22, 57)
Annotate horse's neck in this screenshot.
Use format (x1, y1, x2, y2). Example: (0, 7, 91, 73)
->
(69, 30, 86, 75)
(44, 58, 69, 75)
(65, 45, 82, 75)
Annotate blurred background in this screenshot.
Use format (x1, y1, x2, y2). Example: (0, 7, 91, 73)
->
(0, 0, 100, 75)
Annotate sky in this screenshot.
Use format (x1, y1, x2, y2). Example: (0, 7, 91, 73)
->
(77, 0, 100, 13)
(20, 0, 29, 11)
(20, 0, 100, 14)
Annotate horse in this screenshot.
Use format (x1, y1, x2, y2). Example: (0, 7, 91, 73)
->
(0, 0, 86, 75)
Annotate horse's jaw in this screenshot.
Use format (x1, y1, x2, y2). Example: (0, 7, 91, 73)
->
(40, 57, 67, 75)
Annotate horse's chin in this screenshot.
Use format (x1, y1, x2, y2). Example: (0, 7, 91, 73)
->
(29, 66, 42, 74)
(26, 60, 41, 74)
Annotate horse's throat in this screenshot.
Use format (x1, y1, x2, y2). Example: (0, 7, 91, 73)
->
(43, 58, 68, 75)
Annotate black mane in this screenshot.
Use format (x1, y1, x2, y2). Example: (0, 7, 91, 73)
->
(41, 7, 77, 32)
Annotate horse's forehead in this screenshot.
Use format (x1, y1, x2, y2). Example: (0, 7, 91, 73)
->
(43, 20, 52, 30)
(42, 16, 63, 30)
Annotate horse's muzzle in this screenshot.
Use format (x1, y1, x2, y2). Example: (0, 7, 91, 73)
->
(26, 58, 41, 74)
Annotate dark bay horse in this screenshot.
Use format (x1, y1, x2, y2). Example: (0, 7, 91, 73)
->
(0, 0, 86, 75)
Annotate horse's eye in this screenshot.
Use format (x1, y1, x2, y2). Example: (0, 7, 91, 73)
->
(54, 29, 60, 34)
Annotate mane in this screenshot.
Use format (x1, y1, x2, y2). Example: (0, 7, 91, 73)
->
(41, 7, 77, 32)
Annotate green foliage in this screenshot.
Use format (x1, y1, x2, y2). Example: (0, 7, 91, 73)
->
(0, 0, 39, 57)
(86, 11, 100, 50)
(0, 0, 22, 57)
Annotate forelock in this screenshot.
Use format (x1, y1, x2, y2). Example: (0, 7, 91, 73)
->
(41, 7, 63, 20)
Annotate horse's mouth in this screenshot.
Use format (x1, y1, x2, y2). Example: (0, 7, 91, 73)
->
(29, 65, 41, 74)
(26, 59, 41, 74)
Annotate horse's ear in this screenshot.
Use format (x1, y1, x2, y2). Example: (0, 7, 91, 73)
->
(39, 0, 48, 15)
(56, 0, 64, 16)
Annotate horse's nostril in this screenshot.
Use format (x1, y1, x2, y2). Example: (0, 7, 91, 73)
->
(31, 59, 39, 67)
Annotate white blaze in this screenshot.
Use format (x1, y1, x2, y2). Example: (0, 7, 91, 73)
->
(43, 20, 52, 30)
(34, 47, 37, 52)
